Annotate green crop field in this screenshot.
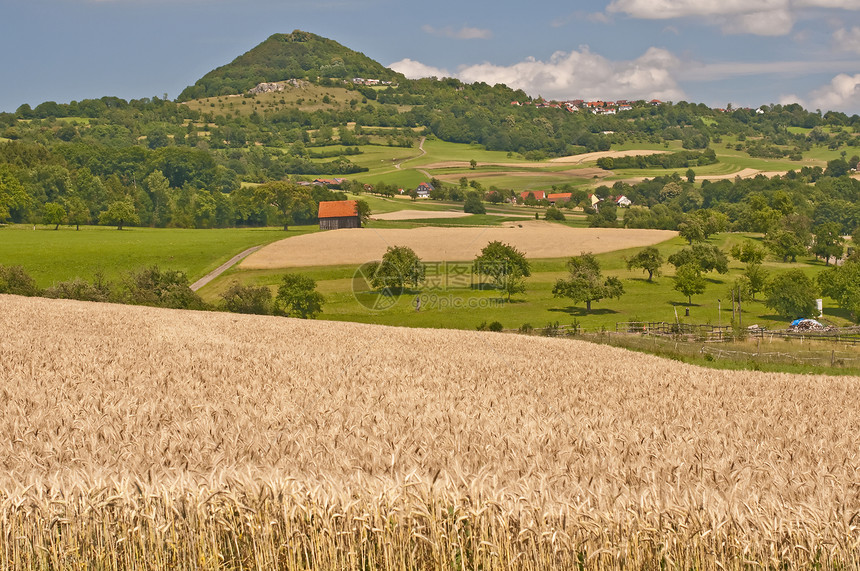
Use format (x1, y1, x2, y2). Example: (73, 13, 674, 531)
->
(0, 225, 297, 287)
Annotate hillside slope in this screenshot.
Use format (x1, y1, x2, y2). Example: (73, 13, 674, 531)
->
(2, 294, 860, 567)
(179, 30, 404, 100)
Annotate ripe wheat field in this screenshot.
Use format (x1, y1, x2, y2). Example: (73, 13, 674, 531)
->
(242, 224, 676, 268)
(2, 294, 860, 569)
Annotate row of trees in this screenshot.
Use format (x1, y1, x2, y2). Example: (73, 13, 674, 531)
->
(1, 159, 366, 230)
(0, 264, 326, 318)
(355, 238, 860, 322)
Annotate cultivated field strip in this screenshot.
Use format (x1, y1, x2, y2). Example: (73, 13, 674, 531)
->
(1, 295, 860, 569)
(242, 224, 677, 268)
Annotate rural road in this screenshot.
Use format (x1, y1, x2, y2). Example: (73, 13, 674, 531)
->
(190, 245, 263, 291)
(394, 137, 427, 172)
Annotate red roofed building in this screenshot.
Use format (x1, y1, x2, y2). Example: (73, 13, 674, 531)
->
(318, 200, 360, 230)
(547, 192, 572, 205)
(519, 190, 547, 202)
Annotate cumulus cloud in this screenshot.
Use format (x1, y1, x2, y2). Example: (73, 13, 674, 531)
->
(834, 26, 860, 53)
(606, 0, 860, 35)
(453, 46, 684, 101)
(780, 73, 860, 112)
(421, 25, 492, 40)
(389, 58, 451, 79)
(807, 73, 860, 110)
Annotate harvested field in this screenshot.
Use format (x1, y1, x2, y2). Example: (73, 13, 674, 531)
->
(371, 209, 470, 221)
(621, 168, 790, 184)
(549, 149, 669, 164)
(422, 150, 668, 169)
(242, 223, 676, 268)
(2, 295, 860, 569)
(433, 167, 609, 182)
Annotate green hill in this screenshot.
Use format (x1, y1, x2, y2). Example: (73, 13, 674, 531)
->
(178, 30, 404, 101)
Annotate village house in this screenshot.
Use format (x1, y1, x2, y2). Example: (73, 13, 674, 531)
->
(313, 177, 346, 188)
(519, 190, 547, 203)
(547, 192, 572, 205)
(415, 182, 434, 198)
(318, 200, 360, 230)
(615, 195, 632, 207)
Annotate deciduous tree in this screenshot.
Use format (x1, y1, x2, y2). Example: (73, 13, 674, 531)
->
(275, 273, 324, 318)
(626, 246, 663, 281)
(367, 246, 425, 291)
(552, 253, 623, 312)
(474, 241, 531, 301)
(764, 269, 818, 319)
(818, 260, 860, 323)
(98, 200, 140, 230)
(672, 263, 706, 305)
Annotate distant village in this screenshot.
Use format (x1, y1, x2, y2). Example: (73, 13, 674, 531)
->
(510, 98, 765, 115)
(303, 178, 631, 214)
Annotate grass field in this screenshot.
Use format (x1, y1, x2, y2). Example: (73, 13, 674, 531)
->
(0, 224, 296, 287)
(289, 130, 860, 193)
(3, 294, 859, 569)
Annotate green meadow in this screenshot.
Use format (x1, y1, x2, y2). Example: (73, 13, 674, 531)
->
(0, 224, 297, 287)
(198, 232, 855, 334)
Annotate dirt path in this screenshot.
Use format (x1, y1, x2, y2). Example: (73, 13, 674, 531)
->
(395, 136, 427, 171)
(190, 245, 263, 291)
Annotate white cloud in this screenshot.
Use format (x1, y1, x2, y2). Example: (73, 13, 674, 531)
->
(421, 25, 492, 40)
(808, 73, 860, 110)
(834, 26, 860, 53)
(781, 73, 860, 112)
(388, 58, 451, 79)
(453, 47, 684, 101)
(606, 0, 860, 35)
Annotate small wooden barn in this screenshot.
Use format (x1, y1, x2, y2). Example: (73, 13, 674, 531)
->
(318, 200, 360, 230)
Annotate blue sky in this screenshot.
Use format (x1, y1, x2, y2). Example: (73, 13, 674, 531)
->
(2, 0, 860, 113)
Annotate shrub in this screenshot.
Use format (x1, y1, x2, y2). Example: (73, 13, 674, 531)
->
(0, 265, 40, 296)
(545, 207, 566, 221)
(220, 282, 273, 315)
(44, 275, 112, 302)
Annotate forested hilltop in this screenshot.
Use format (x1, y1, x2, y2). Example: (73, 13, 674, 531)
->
(178, 30, 405, 101)
(1, 31, 860, 241)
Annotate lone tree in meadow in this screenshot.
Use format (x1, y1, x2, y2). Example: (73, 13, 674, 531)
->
(275, 273, 324, 319)
(552, 253, 623, 312)
(474, 241, 531, 301)
(730, 240, 767, 265)
(668, 244, 729, 275)
(99, 200, 140, 230)
(367, 245, 425, 292)
(673, 263, 706, 305)
(626, 246, 663, 281)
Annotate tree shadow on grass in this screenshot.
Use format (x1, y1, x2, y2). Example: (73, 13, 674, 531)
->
(626, 277, 662, 284)
(667, 300, 701, 307)
(549, 306, 619, 316)
(491, 297, 528, 304)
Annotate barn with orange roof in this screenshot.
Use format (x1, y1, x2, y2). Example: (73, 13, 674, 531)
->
(318, 200, 360, 230)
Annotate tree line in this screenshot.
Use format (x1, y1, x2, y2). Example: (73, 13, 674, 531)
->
(0, 264, 325, 319)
